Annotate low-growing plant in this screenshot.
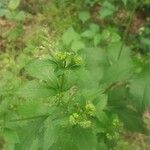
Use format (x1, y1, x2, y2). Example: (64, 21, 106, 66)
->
(0, 0, 150, 149)
(0, 45, 149, 149)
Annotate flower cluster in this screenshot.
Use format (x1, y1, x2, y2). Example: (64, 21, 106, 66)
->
(69, 113, 92, 129)
(69, 102, 96, 129)
(85, 103, 96, 117)
(54, 51, 83, 69)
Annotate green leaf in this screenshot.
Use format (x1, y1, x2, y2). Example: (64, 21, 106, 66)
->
(0, 98, 10, 117)
(43, 118, 59, 150)
(81, 30, 95, 39)
(78, 11, 90, 23)
(4, 129, 19, 144)
(7, 26, 24, 41)
(72, 128, 97, 150)
(17, 81, 55, 99)
(96, 111, 109, 126)
(71, 40, 85, 51)
(96, 94, 107, 110)
(43, 126, 56, 150)
(111, 32, 121, 42)
(25, 59, 55, 82)
(106, 42, 131, 63)
(17, 101, 44, 117)
(81, 24, 99, 39)
(115, 108, 147, 133)
(93, 34, 102, 46)
(14, 11, 25, 21)
(62, 27, 80, 46)
(15, 117, 47, 150)
(8, 0, 21, 10)
(130, 77, 150, 112)
(0, 9, 8, 16)
(100, 1, 115, 18)
(89, 23, 100, 33)
(101, 57, 133, 84)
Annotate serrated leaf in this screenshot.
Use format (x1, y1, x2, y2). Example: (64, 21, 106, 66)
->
(25, 59, 55, 82)
(15, 117, 47, 150)
(17, 101, 42, 117)
(17, 81, 55, 99)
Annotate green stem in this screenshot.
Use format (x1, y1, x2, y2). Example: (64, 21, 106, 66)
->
(117, 1, 139, 60)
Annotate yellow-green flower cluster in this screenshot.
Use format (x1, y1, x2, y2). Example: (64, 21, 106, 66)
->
(54, 51, 83, 68)
(69, 102, 96, 129)
(69, 113, 80, 125)
(112, 118, 120, 127)
(69, 113, 92, 129)
(55, 52, 67, 60)
(85, 103, 96, 117)
(112, 117, 123, 129)
(79, 120, 92, 128)
(106, 132, 119, 140)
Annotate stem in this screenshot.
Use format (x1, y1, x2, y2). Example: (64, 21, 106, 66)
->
(117, 1, 139, 60)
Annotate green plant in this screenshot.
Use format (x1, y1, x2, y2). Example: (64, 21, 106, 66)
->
(0, 0, 25, 21)
(0, 44, 149, 149)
